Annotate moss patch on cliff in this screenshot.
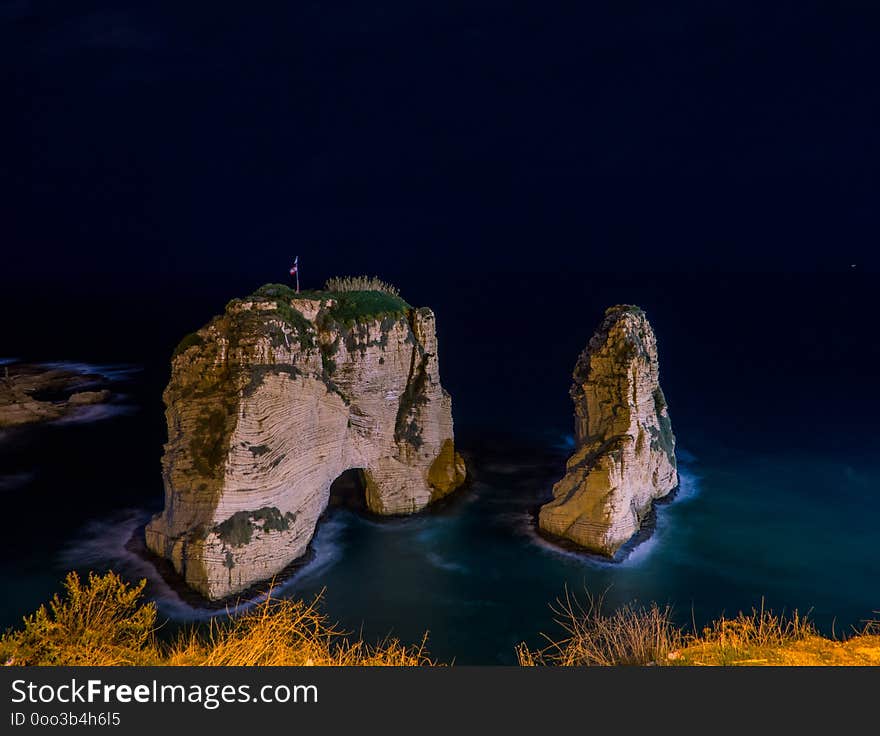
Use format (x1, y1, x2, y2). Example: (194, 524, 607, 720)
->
(271, 301, 316, 351)
(320, 339, 339, 377)
(334, 317, 404, 355)
(214, 507, 297, 547)
(190, 408, 234, 476)
(241, 364, 303, 398)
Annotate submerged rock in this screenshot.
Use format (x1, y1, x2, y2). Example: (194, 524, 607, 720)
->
(145, 283, 466, 600)
(538, 305, 677, 556)
(68, 389, 112, 405)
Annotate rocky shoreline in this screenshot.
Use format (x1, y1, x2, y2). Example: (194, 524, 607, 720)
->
(0, 361, 114, 430)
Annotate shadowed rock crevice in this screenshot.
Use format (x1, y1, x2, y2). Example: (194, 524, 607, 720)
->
(327, 468, 368, 513)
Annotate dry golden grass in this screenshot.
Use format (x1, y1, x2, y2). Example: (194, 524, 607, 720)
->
(674, 633, 880, 666)
(671, 600, 815, 665)
(1, 571, 434, 667)
(519, 590, 880, 667)
(165, 595, 433, 667)
(517, 588, 683, 666)
(4, 573, 878, 667)
(670, 606, 880, 666)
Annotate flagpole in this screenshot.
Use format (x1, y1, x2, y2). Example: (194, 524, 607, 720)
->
(296, 260, 300, 293)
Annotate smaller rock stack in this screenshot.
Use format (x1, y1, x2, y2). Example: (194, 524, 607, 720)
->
(539, 305, 678, 555)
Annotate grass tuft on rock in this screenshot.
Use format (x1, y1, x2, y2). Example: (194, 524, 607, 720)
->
(516, 588, 682, 666)
(324, 275, 400, 296)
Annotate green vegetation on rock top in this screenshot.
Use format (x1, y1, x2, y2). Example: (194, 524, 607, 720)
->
(170, 280, 413, 369)
(323, 290, 410, 326)
(246, 282, 411, 327)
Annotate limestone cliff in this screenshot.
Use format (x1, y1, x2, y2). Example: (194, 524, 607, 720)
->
(538, 305, 677, 556)
(145, 284, 466, 600)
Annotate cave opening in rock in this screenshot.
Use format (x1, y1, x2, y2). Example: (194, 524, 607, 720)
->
(327, 468, 368, 512)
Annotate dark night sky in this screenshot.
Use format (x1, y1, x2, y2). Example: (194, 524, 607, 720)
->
(1, 0, 878, 295)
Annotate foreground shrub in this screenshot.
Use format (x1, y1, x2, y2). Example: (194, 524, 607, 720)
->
(0, 571, 157, 666)
(1, 571, 434, 667)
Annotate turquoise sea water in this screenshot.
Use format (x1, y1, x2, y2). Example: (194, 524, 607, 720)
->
(6, 402, 875, 664)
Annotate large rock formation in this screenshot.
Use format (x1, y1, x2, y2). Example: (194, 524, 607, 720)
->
(538, 305, 677, 556)
(145, 284, 466, 600)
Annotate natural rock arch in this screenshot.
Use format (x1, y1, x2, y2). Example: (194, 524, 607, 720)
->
(145, 287, 466, 600)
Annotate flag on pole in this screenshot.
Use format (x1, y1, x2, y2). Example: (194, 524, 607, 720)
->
(290, 256, 300, 293)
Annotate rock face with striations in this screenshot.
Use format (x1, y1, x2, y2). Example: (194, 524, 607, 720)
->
(538, 305, 677, 556)
(145, 284, 466, 600)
